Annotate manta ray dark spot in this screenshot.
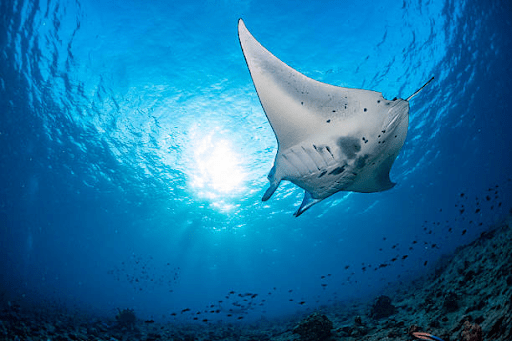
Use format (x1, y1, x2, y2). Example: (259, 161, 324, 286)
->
(377, 100, 381, 103)
(337, 137, 361, 159)
(355, 154, 369, 169)
(364, 108, 367, 112)
(326, 119, 331, 123)
(329, 165, 345, 175)
(301, 101, 304, 105)
(332, 110, 336, 112)
(318, 170, 327, 178)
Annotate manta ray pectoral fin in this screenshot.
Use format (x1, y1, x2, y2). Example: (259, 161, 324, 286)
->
(294, 191, 322, 217)
(262, 165, 281, 201)
(262, 181, 280, 201)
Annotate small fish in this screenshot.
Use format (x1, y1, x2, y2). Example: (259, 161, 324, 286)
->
(413, 332, 445, 341)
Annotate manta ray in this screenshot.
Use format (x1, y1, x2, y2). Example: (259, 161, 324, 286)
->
(238, 19, 433, 216)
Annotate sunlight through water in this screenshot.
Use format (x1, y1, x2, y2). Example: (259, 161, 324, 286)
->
(187, 124, 247, 210)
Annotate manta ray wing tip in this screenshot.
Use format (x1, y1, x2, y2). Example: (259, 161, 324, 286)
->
(238, 18, 246, 31)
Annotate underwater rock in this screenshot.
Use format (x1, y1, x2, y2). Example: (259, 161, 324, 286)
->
(350, 325, 368, 337)
(461, 321, 482, 341)
(293, 312, 333, 341)
(370, 295, 396, 319)
(443, 292, 459, 312)
(115, 308, 137, 330)
(336, 315, 368, 338)
(408, 324, 421, 335)
(146, 332, 162, 340)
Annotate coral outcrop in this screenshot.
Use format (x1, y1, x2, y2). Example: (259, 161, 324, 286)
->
(461, 320, 483, 341)
(293, 312, 333, 341)
(115, 308, 137, 330)
(370, 295, 396, 319)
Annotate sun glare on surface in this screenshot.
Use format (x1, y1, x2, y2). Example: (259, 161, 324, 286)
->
(188, 125, 247, 203)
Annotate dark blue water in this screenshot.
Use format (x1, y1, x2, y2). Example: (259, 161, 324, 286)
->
(1, 0, 511, 323)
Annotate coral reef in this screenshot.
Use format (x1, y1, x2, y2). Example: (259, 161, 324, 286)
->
(0, 215, 510, 341)
(293, 312, 333, 341)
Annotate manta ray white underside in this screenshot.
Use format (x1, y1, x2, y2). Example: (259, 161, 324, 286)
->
(238, 19, 433, 216)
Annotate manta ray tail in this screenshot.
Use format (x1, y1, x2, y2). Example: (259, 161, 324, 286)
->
(406, 77, 435, 101)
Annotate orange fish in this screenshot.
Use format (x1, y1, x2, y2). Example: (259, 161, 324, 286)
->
(413, 332, 445, 341)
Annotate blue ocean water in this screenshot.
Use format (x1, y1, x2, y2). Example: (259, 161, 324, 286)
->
(1, 0, 511, 324)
